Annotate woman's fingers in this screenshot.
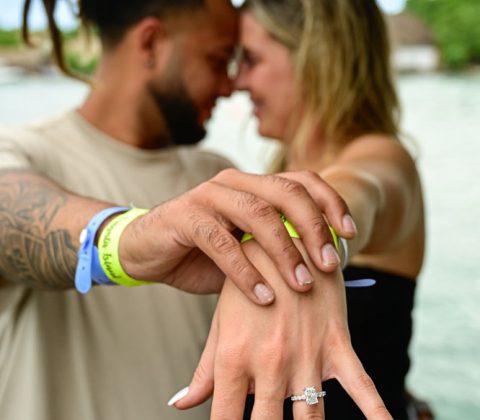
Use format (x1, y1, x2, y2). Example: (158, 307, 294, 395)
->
(250, 375, 287, 420)
(172, 312, 219, 410)
(210, 349, 250, 420)
(334, 349, 393, 420)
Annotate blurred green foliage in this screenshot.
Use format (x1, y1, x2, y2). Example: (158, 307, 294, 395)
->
(0, 29, 21, 47)
(63, 28, 99, 75)
(65, 52, 98, 75)
(0, 26, 98, 76)
(407, 0, 480, 68)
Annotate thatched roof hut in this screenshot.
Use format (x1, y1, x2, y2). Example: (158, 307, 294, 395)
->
(386, 11, 437, 47)
(386, 11, 440, 72)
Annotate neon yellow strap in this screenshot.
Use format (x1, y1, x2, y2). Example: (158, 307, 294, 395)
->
(241, 213, 301, 243)
(328, 225, 340, 251)
(241, 214, 339, 252)
(279, 213, 301, 239)
(98, 208, 151, 287)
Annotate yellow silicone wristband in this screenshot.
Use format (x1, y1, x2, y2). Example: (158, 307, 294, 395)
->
(98, 208, 151, 287)
(241, 214, 339, 252)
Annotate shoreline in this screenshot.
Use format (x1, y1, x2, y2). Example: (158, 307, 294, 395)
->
(0, 47, 50, 74)
(1, 46, 480, 77)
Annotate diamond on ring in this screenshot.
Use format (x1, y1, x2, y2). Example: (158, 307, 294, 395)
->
(290, 386, 326, 406)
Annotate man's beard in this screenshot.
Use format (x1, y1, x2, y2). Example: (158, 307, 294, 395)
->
(149, 80, 207, 146)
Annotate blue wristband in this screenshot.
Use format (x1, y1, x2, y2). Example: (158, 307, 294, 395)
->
(75, 207, 130, 294)
(92, 246, 114, 285)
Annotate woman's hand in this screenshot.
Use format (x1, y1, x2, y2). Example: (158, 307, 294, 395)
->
(171, 239, 392, 419)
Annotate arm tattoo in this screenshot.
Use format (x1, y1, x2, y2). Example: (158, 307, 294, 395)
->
(0, 170, 77, 289)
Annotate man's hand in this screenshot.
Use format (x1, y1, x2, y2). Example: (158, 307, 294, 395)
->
(119, 168, 356, 305)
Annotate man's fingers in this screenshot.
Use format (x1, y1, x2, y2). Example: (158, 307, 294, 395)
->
(212, 169, 342, 273)
(334, 349, 393, 420)
(202, 181, 315, 292)
(186, 213, 276, 305)
(278, 170, 357, 239)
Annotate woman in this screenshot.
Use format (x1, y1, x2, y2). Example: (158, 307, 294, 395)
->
(173, 0, 427, 419)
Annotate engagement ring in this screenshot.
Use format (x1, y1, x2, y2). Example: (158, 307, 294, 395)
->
(290, 386, 326, 406)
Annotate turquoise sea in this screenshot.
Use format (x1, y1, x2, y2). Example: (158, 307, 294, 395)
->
(1, 72, 479, 419)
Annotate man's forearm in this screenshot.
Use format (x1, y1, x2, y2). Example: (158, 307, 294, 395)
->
(0, 169, 110, 289)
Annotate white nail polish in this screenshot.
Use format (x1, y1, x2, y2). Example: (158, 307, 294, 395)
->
(167, 386, 189, 406)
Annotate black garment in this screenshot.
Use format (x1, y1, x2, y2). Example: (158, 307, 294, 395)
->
(243, 265, 416, 420)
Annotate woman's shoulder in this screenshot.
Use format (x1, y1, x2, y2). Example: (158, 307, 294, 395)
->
(336, 133, 419, 175)
(344, 133, 410, 156)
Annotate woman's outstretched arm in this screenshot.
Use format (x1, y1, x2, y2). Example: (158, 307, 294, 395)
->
(320, 135, 424, 265)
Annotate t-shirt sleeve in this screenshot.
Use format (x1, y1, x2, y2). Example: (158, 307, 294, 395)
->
(0, 126, 33, 170)
(199, 150, 236, 173)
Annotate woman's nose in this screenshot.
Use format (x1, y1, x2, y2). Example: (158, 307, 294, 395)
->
(233, 64, 248, 92)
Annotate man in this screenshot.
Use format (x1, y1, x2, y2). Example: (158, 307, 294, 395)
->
(0, 0, 355, 419)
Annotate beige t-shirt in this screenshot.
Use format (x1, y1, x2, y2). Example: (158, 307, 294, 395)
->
(0, 111, 232, 420)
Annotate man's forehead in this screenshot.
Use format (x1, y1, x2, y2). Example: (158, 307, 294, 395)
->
(204, 0, 239, 35)
(187, 2, 239, 49)
(206, 0, 238, 17)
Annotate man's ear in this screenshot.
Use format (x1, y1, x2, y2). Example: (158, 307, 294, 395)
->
(134, 17, 171, 70)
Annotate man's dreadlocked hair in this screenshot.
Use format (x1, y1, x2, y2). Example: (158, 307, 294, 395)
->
(22, 0, 206, 78)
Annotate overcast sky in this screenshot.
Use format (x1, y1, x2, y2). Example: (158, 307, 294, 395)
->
(0, 0, 407, 30)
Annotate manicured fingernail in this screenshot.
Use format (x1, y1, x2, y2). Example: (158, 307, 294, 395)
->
(168, 386, 189, 406)
(342, 215, 357, 236)
(322, 243, 340, 266)
(254, 283, 274, 304)
(295, 263, 314, 286)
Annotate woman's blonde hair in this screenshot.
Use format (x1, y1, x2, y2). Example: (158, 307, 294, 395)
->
(243, 0, 400, 161)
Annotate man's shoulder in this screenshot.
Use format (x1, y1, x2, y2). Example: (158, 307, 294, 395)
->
(0, 111, 74, 143)
(0, 111, 77, 171)
(179, 146, 235, 172)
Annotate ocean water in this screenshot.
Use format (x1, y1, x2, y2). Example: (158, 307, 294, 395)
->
(0, 72, 479, 419)
(396, 74, 480, 420)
